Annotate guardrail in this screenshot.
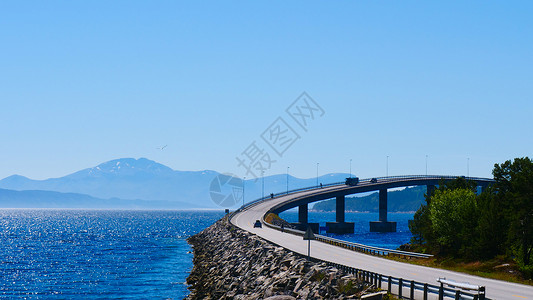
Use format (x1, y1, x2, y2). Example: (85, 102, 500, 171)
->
(262, 214, 434, 259)
(326, 262, 487, 300)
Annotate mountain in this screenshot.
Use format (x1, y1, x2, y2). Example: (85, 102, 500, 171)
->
(311, 186, 427, 212)
(0, 188, 200, 209)
(0, 158, 352, 209)
(0, 158, 220, 207)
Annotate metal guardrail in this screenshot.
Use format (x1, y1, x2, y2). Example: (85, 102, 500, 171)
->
(262, 214, 433, 259)
(326, 262, 487, 300)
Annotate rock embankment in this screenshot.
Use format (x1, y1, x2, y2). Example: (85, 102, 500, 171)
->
(186, 217, 384, 299)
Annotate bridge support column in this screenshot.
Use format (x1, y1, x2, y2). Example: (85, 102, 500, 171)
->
(326, 195, 354, 234)
(290, 204, 319, 233)
(298, 204, 308, 224)
(336, 195, 345, 223)
(370, 189, 396, 232)
(479, 184, 489, 194)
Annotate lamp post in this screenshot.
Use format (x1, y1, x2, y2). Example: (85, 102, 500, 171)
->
(316, 163, 319, 187)
(261, 170, 265, 199)
(350, 159, 352, 178)
(425, 155, 428, 176)
(467, 158, 470, 177)
(386, 156, 389, 177)
(242, 176, 245, 207)
(286, 167, 290, 194)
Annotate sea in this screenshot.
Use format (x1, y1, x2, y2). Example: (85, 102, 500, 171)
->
(0, 209, 414, 299)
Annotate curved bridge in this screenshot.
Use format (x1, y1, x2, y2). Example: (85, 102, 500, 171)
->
(231, 175, 533, 300)
(268, 175, 495, 233)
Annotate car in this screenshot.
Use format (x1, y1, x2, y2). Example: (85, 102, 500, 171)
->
(345, 177, 360, 186)
(370, 178, 378, 183)
(253, 220, 262, 228)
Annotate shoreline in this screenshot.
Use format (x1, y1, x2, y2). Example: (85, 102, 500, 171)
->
(186, 217, 386, 299)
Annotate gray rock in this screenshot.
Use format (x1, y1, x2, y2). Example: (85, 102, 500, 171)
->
(186, 217, 378, 300)
(264, 296, 297, 300)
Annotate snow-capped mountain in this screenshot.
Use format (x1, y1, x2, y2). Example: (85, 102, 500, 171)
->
(0, 158, 352, 209)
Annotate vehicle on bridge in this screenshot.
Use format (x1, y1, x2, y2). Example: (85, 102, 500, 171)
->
(253, 220, 262, 228)
(345, 177, 359, 186)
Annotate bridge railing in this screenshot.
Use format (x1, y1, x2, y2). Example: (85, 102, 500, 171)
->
(325, 262, 487, 300)
(237, 180, 345, 212)
(236, 175, 495, 214)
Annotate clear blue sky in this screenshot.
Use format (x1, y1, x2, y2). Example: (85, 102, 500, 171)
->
(1, 1, 532, 180)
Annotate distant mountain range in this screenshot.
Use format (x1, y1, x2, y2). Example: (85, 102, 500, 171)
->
(312, 186, 427, 212)
(0, 188, 198, 209)
(0, 158, 350, 209)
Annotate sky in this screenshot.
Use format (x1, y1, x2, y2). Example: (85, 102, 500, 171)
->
(1, 1, 532, 181)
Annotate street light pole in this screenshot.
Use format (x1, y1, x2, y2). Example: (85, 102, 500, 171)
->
(261, 170, 265, 199)
(350, 159, 352, 178)
(467, 158, 470, 177)
(242, 176, 245, 207)
(425, 155, 428, 176)
(386, 156, 389, 177)
(286, 167, 289, 194)
(316, 163, 319, 187)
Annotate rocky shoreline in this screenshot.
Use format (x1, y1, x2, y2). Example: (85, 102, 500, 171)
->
(186, 217, 388, 299)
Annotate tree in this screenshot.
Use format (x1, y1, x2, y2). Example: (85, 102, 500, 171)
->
(493, 157, 533, 266)
(429, 188, 478, 257)
(409, 177, 479, 252)
(475, 187, 508, 259)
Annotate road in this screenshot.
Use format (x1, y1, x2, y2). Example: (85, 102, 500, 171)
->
(231, 185, 533, 300)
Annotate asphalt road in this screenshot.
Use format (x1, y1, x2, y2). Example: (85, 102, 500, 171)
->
(231, 186, 533, 300)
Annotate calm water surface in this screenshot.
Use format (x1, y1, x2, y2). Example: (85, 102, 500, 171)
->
(280, 211, 415, 249)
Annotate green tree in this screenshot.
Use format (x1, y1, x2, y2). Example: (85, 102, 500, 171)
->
(475, 187, 508, 259)
(429, 188, 478, 257)
(409, 177, 478, 252)
(409, 203, 431, 245)
(493, 157, 533, 266)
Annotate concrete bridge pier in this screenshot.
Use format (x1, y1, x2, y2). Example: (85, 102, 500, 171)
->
(326, 195, 354, 234)
(369, 189, 397, 232)
(290, 204, 319, 233)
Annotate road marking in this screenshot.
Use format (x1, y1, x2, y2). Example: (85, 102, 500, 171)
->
(512, 295, 527, 299)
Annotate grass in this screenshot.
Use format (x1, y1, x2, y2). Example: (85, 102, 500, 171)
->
(387, 253, 533, 286)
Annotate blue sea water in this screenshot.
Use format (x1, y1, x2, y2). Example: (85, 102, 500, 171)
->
(0, 209, 224, 299)
(0, 209, 413, 299)
(279, 211, 415, 250)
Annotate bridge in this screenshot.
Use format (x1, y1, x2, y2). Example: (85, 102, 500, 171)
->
(269, 175, 494, 233)
(230, 175, 533, 300)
